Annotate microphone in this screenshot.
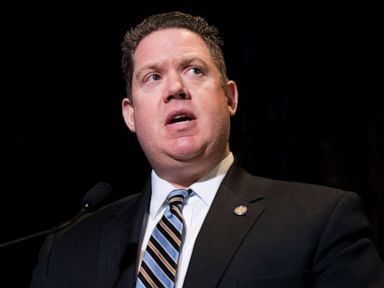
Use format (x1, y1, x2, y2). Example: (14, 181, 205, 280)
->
(0, 181, 114, 248)
(81, 181, 114, 212)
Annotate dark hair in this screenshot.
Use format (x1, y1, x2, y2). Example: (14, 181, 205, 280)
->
(121, 11, 229, 101)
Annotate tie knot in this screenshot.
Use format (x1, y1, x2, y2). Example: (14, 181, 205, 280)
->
(167, 189, 190, 207)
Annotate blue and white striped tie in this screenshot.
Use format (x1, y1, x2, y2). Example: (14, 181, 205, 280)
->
(136, 189, 190, 288)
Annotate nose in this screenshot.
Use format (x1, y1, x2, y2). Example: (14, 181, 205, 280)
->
(163, 74, 190, 103)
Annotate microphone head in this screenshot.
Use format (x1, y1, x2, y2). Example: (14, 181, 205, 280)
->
(81, 182, 114, 212)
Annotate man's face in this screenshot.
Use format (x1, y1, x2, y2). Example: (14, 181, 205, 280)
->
(122, 28, 237, 183)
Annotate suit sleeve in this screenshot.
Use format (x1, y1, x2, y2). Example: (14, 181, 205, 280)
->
(313, 191, 384, 287)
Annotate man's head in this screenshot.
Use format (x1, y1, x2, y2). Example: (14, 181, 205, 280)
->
(121, 12, 238, 187)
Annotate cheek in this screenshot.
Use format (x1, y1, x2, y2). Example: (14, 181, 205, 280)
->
(129, 104, 146, 130)
(133, 104, 162, 141)
(202, 98, 231, 131)
(134, 109, 153, 133)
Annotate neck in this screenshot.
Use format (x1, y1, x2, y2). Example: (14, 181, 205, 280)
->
(155, 148, 231, 188)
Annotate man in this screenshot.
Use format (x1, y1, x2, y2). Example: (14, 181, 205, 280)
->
(30, 11, 384, 287)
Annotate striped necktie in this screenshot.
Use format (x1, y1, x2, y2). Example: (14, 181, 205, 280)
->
(136, 189, 190, 288)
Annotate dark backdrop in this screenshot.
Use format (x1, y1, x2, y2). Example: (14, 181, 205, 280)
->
(1, 2, 383, 287)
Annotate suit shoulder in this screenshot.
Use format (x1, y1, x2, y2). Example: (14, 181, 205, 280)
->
(228, 161, 359, 204)
(52, 192, 142, 239)
(84, 192, 142, 221)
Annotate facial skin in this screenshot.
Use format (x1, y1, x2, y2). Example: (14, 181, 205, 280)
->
(122, 28, 238, 188)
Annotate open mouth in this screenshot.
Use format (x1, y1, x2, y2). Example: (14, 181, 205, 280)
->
(169, 114, 193, 124)
(166, 111, 195, 125)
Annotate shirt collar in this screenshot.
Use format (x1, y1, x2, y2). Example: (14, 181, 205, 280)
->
(150, 153, 234, 220)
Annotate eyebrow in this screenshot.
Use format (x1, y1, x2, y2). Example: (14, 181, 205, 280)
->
(135, 64, 158, 81)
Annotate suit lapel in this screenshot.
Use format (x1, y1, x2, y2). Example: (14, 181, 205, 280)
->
(97, 181, 151, 288)
(184, 162, 264, 288)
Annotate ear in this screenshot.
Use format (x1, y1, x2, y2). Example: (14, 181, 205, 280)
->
(122, 98, 136, 132)
(226, 80, 238, 116)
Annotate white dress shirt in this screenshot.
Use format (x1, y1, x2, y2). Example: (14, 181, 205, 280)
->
(137, 153, 234, 287)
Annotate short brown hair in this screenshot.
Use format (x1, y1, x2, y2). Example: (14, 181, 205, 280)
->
(121, 11, 229, 101)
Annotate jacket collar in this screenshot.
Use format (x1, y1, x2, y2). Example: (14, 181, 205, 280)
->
(97, 180, 151, 288)
(183, 161, 265, 288)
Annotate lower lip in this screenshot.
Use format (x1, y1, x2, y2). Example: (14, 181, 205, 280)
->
(166, 119, 196, 130)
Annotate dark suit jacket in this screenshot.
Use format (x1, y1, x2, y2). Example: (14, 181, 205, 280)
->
(30, 161, 384, 287)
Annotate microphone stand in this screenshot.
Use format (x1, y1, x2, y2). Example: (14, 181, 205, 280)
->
(0, 204, 90, 248)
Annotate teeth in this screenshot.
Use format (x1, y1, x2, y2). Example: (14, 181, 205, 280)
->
(173, 115, 186, 120)
(170, 114, 190, 124)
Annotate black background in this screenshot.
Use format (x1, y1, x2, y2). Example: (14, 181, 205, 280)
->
(1, 2, 383, 286)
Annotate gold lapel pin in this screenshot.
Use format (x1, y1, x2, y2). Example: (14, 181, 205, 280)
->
(234, 205, 248, 216)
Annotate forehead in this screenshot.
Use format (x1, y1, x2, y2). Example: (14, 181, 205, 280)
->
(133, 28, 212, 66)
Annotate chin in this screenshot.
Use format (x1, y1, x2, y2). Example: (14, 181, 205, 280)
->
(170, 149, 203, 162)
(169, 139, 202, 157)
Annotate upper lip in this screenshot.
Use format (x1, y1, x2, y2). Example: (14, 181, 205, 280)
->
(165, 109, 196, 125)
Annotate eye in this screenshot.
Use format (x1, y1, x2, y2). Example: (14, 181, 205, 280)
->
(185, 66, 204, 78)
(145, 73, 162, 82)
(190, 66, 202, 75)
